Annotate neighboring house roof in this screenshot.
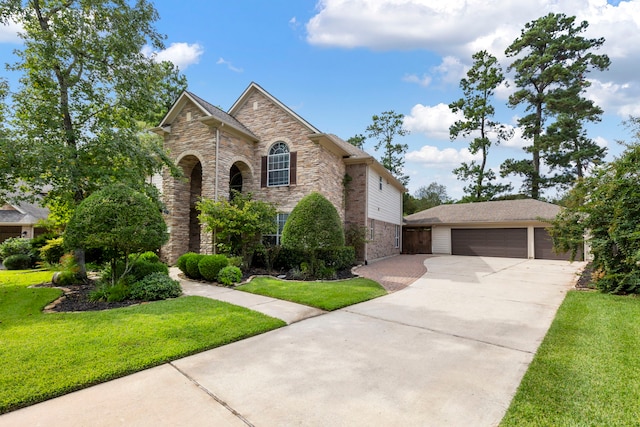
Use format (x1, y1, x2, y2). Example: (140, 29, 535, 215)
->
(0, 197, 49, 225)
(404, 199, 562, 226)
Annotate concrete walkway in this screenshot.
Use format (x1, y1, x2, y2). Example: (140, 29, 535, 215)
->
(169, 268, 325, 324)
(0, 255, 585, 427)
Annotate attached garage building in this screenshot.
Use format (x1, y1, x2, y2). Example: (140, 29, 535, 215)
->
(403, 199, 581, 261)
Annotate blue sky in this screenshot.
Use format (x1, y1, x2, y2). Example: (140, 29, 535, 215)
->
(1, 0, 639, 199)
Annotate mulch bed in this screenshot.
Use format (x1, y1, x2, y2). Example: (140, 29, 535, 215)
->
(575, 262, 595, 290)
(36, 267, 357, 313)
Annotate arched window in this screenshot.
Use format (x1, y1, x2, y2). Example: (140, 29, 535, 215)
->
(267, 142, 290, 187)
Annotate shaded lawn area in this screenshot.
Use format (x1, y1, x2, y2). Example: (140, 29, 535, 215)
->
(501, 291, 640, 426)
(0, 270, 285, 414)
(237, 277, 386, 311)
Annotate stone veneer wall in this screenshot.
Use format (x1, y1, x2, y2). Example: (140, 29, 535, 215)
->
(367, 218, 401, 261)
(161, 91, 351, 264)
(232, 90, 346, 220)
(344, 163, 368, 261)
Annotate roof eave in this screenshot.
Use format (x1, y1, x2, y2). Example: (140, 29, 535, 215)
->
(199, 116, 259, 142)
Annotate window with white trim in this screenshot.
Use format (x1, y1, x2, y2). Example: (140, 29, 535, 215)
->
(264, 213, 289, 246)
(370, 219, 375, 240)
(267, 142, 290, 187)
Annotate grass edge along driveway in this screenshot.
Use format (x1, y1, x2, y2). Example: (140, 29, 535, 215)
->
(500, 290, 640, 426)
(236, 276, 387, 311)
(0, 270, 285, 414)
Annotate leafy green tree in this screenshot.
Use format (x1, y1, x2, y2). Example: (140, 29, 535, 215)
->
(347, 134, 366, 149)
(366, 111, 410, 186)
(0, 0, 185, 273)
(281, 192, 345, 252)
(502, 13, 610, 199)
(545, 83, 607, 186)
(64, 184, 168, 286)
(404, 182, 451, 215)
(549, 119, 640, 294)
(197, 192, 277, 267)
(450, 50, 513, 201)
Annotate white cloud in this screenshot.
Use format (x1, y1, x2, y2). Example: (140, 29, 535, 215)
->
(307, 0, 640, 119)
(433, 56, 467, 84)
(403, 103, 461, 140)
(144, 42, 204, 70)
(403, 73, 431, 87)
(0, 20, 22, 43)
(406, 144, 481, 166)
(216, 57, 243, 73)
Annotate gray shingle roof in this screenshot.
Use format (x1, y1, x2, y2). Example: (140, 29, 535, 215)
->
(186, 91, 258, 140)
(404, 199, 562, 225)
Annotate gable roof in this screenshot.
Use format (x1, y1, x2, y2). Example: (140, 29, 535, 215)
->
(228, 82, 322, 134)
(153, 91, 258, 141)
(404, 199, 562, 226)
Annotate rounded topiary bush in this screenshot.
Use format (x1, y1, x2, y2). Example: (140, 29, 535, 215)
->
(198, 254, 229, 282)
(129, 272, 182, 301)
(185, 253, 205, 280)
(137, 251, 161, 264)
(3, 254, 33, 270)
(217, 265, 242, 286)
(129, 259, 169, 281)
(281, 192, 345, 252)
(176, 252, 197, 275)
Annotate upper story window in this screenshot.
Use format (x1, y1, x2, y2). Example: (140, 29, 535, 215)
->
(268, 142, 290, 187)
(379, 176, 383, 190)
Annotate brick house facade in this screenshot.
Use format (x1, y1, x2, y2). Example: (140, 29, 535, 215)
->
(153, 83, 405, 265)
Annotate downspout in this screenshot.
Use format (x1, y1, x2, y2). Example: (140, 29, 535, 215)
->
(215, 126, 220, 201)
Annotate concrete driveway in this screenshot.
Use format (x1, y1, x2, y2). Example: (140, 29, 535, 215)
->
(0, 255, 584, 427)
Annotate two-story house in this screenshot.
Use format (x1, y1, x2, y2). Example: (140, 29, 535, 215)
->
(153, 82, 405, 265)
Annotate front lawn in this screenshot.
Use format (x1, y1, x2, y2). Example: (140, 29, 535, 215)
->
(0, 270, 285, 414)
(501, 291, 640, 426)
(237, 277, 386, 311)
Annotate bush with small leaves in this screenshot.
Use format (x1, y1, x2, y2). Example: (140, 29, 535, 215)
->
(176, 252, 197, 275)
(0, 237, 33, 262)
(3, 254, 33, 270)
(39, 237, 66, 265)
(129, 272, 182, 301)
(185, 254, 205, 280)
(198, 254, 229, 282)
(217, 265, 242, 286)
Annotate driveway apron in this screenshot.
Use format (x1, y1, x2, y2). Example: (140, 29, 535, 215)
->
(0, 255, 585, 427)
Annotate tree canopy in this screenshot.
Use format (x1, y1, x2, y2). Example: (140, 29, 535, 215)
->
(450, 50, 513, 201)
(64, 184, 168, 285)
(0, 0, 186, 210)
(366, 111, 410, 186)
(501, 12, 609, 199)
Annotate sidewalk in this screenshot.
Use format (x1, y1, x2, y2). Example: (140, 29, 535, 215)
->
(169, 268, 325, 324)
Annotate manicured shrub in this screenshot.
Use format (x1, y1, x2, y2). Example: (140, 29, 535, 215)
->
(185, 253, 205, 280)
(0, 237, 33, 261)
(89, 281, 130, 303)
(129, 272, 182, 301)
(137, 251, 161, 264)
(217, 265, 242, 286)
(198, 254, 229, 282)
(129, 259, 169, 281)
(176, 252, 197, 274)
(317, 246, 356, 270)
(39, 237, 66, 265)
(281, 192, 345, 252)
(3, 254, 33, 270)
(273, 246, 306, 270)
(54, 270, 79, 286)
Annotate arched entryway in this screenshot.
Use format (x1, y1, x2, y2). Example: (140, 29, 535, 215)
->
(189, 161, 202, 253)
(229, 161, 252, 200)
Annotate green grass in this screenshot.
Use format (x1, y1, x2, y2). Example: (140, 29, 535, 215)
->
(0, 270, 285, 414)
(501, 291, 640, 426)
(237, 277, 386, 310)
